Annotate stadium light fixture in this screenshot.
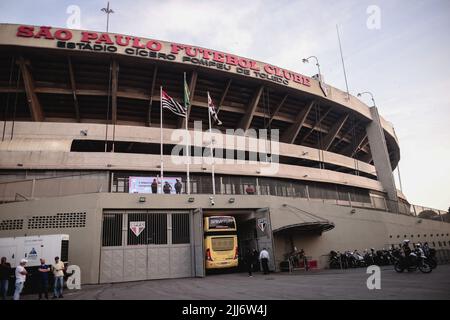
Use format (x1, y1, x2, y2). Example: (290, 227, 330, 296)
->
(357, 91, 376, 107)
(302, 56, 322, 79)
(101, 2, 114, 32)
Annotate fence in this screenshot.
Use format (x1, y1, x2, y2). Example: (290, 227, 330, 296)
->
(1, 171, 448, 225)
(0, 171, 108, 202)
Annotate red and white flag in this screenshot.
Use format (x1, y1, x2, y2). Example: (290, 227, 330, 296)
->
(207, 92, 222, 125)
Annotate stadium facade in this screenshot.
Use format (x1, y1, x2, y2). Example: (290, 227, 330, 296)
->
(0, 24, 449, 284)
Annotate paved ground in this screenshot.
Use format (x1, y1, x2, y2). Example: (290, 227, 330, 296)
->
(23, 265, 450, 300)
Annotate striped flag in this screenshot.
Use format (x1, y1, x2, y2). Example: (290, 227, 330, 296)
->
(161, 89, 186, 117)
(184, 74, 191, 111)
(207, 92, 222, 125)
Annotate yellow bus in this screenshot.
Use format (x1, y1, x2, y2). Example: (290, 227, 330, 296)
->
(204, 216, 239, 270)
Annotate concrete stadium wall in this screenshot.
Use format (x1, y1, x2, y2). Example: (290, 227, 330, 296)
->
(1, 193, 449, 284)
(0, 121, 376, 177)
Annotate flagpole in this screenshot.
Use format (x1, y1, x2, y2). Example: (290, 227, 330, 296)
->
(184, 73, 191, 195)
(160, 86, 164, 194)
(207, 92, 216, 195)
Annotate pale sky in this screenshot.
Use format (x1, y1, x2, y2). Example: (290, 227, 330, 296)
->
(1, 0, 449, 210)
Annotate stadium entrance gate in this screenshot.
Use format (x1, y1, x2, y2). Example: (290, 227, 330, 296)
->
(99, 210, 196, 283)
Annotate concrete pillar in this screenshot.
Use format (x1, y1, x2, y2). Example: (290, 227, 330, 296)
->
(366, 107, 398, 211)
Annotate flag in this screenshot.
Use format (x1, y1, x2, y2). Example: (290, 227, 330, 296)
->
(184, 74, 191, 111)
(207, 92, 222, 125)
(161, 89, 186, 117)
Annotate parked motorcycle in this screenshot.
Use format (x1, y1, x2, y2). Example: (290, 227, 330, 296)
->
(364, 250, 375, 266)
(352, 250, 366, 267)
(329, 250, 341, 269)
(394, 252, 432, 273)
(425, 248, 437, 269)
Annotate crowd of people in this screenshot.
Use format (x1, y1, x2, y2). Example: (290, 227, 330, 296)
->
(0, 256, 66, 300)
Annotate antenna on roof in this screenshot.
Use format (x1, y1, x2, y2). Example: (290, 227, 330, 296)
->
(336, 24, 350, 100)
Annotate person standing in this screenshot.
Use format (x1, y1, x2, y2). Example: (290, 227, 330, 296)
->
(252, 249, 259, 272)
(0, 257, 11, 300)
(299, 248, 308, 271)
(13, 259, 28, 300)
(244, 249, 254, 277)
(423, 242, 430, 257)
(37, 258, 50, 300)
(175, 179, 182, 194)
(259, 248, 270, 275)
(52, 256, 65, 299)
(151, 178, 158, 194)
(245, 185, 255, 195)
(163, 181, 172, 194)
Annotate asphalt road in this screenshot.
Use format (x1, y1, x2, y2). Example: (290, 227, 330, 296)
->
(22, 265, 450, 300)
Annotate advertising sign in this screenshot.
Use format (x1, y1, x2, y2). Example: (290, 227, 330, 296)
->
(129, 176, 182, 194)
(0, 24, 313, 90)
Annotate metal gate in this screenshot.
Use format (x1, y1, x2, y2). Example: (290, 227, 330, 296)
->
(99, 210, 194, 283)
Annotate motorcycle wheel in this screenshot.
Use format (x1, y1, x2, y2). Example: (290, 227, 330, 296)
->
(394, 262, 404, 273)
(330, 261, 339, 269)
(419, 262, 432, 274)
(428, 259, 437, 269)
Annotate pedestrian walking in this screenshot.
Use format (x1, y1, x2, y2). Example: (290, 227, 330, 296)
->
(37, 258, 50, 300)
(1, 257, 11, 300)
(13, 259, 28, 300)
(244, 249, 254, 277)
(52, 256, 65, 299)
(252, 249, 259, 272)
(259, 248, 270, 275)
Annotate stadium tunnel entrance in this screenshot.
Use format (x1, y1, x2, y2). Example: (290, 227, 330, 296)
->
(202, 208, 275, 275)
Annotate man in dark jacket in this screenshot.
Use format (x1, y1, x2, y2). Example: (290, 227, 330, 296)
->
(175, 179, 182, 194)
(252, 249, 259, 272)
(0, 257, 11, 300)
(163, 181, 172, 194)
(151, 178, 158, 194)
(244, 249, 254, 277)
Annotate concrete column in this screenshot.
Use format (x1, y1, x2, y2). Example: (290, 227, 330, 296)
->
(366, 107, 398, 211)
